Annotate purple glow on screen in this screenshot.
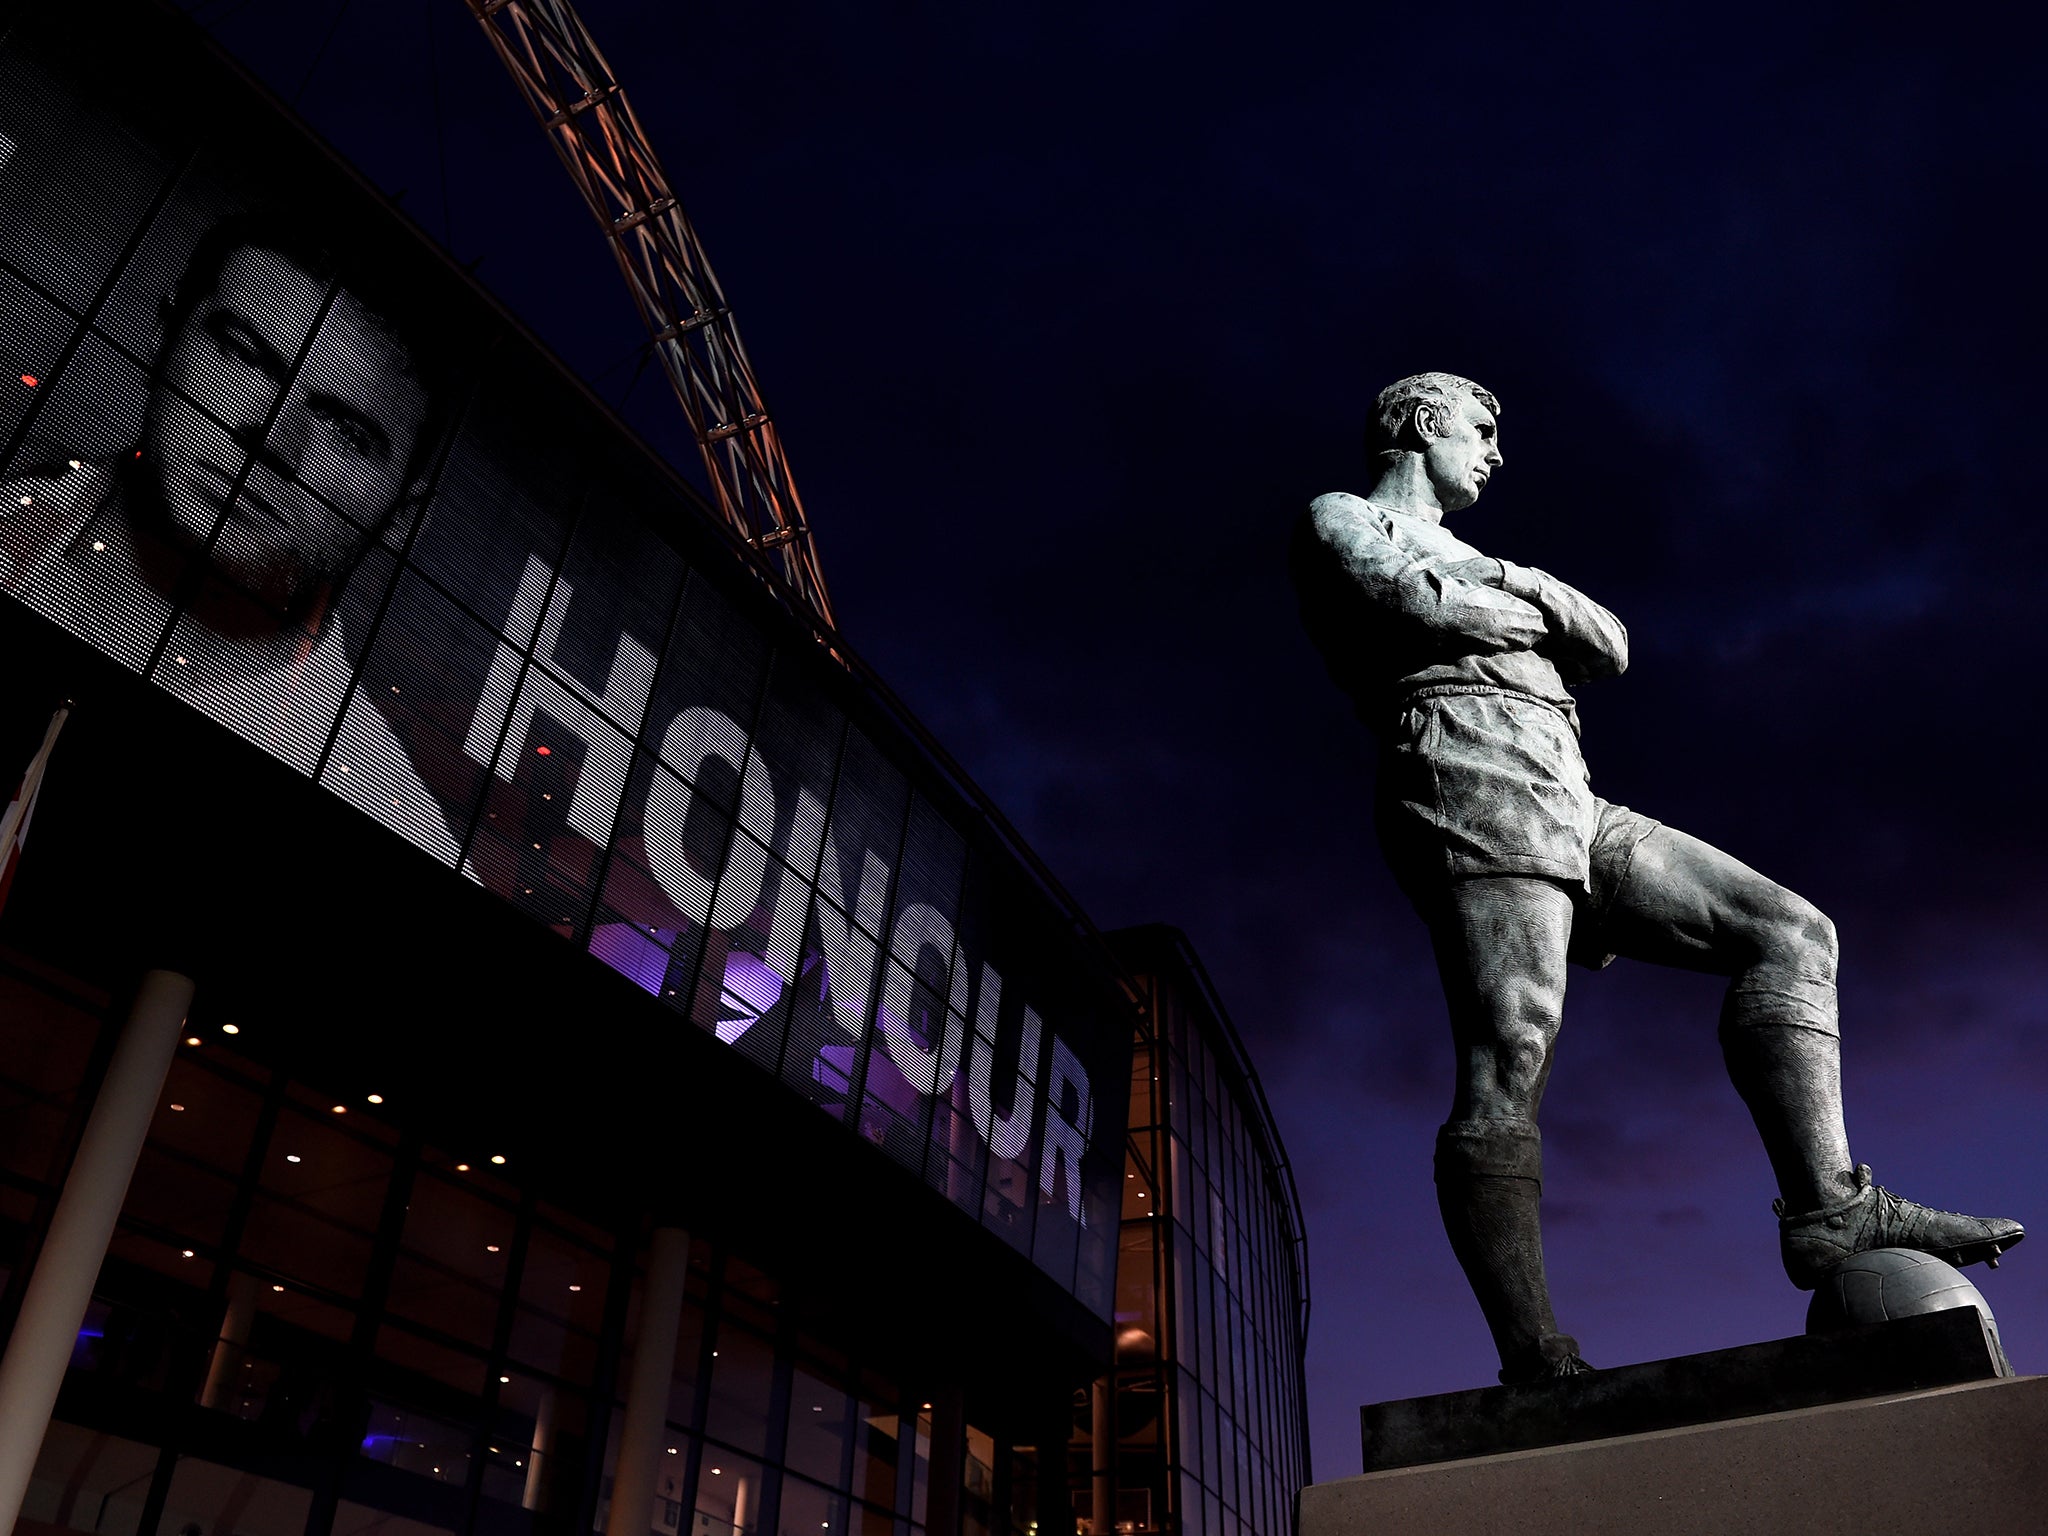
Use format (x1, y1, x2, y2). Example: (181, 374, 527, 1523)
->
(588, 922, 670, 994)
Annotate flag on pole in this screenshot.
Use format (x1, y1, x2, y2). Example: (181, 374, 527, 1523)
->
(0, 701, 71, 919)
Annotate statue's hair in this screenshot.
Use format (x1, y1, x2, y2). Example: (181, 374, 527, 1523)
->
(1367, 372, 1499, 460)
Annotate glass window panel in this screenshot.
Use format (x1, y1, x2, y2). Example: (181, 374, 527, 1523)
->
(0, 265, 80, 452)
(720, 1252, 780, 1333)
(17, 1420, 160, 1536)
(2, 336, 178, 672)
(960, 1427, 996, 1536)
(850, 1389, 901, 1516)
(374, 1319, 488, 1397)
(153, 554, 367, 780)
(193, 1272, 354, 1435)
(386, 1166, 516, 1349)
(361, 1395, 476, 1491)
(692, 1450, 769, 1536)
(908, 1407, 932, 1529)
(483, 1373, 588, 1517)
(335, 1501, 460, 1536)
(158, 1455, 313, 1536)
(785, 1362, 852, 1488)
(0, 30, 180, 313)
(533, 484, 683, 741)
(649, 569, 771, 792)
(239, 1105, 390, 1298)
(321, 567, 502, 866)
(816, 727, 906, 946)
(0, 972, 100, 1191)
(461, 653, 631, 931)
(782, 1476, 849, 1536)
(404, 357, 577, 653)
(780, 893, 860, 1125)
(508, 1219, 608, 1385)
(699, 838, 811, 1079)
(703, 1321, 775, 1457)
(745, 651, 844, 887)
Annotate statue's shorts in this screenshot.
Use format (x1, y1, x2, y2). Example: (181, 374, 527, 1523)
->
(1375, 685, 1661, 968)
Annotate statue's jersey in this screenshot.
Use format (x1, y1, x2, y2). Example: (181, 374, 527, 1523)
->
(1292, 490, 1649, 912)
(1289, 490, 1628, 733)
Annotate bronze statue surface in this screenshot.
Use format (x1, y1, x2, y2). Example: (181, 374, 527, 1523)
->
(1291, 371, 2023, 1384)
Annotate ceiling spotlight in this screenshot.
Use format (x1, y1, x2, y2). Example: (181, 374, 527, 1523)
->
(285, 1154, 302, 1164)
(456, 1163, 471, 1172)
(500, 1375, 511, 1384)
(181, 1249, 195, 1259)
(367, 1094, 384, 1105)
(486, 1244, 500, 1253)
(490, 1154, 507, 1165)
(272, 1284, 284, 1292)
(184, 1036, 201, 1047)
(569, 1284, 582, 1292)
(169, 1104, 185, 1112)
(221, 1024, 240, 1035)
(331, 1105, 347, 1114)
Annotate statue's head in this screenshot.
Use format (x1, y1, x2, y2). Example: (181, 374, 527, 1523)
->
(1368, 372, 1502, 512)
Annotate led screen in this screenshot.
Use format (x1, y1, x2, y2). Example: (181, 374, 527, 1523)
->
(0, 0, 1122, 1318)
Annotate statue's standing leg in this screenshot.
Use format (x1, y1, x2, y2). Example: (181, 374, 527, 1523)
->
(1425, 875, 1589, 1384)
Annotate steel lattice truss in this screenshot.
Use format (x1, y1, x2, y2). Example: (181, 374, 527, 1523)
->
(465, 0, 836, 631)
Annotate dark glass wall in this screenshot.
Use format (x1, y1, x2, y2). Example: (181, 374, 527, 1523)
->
(0, 951, 1063, 1536)
(1074, 930, 1309, 1536)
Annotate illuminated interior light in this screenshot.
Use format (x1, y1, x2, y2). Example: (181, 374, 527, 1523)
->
(184, 1036, 201, 1046)
(667, 1447, 679, 1455)
(535, 745, 551, 755)
(486, 1244, 500, 1253)
(522, 887, 532, 895)
(456, 1163, 471, 1172)
(16, 496, 30, 507)
(367, 1093, 383, 1104)
(91, 540, 105, 552)
(568, 1283, 582, 1292)
(181, 1249, 194, 1259)
(272, 1284, 284, 1292)
(68, 459, 80, 469)
(286, 1154, 302, 1163)
(490, 1154, 506, 1164)
(542, 792, 552, 801)
(169, 1103, 185, 1112)
(221, 1024, 239, 1035)
(19, 374, 35, 387)
(921, 1402, 932, 1410)
(331, 1104, 347, 1114)
(531, 842, 542, 850)
(389, 684, 400, 693)
(711, 1468, 722, 1476)
(174, 655, 188, 666)
(500, 1375, 511, 1383)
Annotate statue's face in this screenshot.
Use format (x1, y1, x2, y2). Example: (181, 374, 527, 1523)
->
(1421, 392, 1502, 512)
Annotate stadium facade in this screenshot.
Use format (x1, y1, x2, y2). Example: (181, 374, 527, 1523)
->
(0, 4, 1310, 1536)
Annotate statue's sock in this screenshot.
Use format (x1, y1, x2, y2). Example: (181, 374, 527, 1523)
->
(1719, 969, 1855, 1213)
(1434, 1120, 1573, 1379)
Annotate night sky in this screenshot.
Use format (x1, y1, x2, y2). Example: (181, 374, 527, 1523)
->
(168, 0, 2045, 1479)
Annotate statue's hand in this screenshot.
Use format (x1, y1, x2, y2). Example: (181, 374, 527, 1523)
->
(1440, 556, 1505, 587)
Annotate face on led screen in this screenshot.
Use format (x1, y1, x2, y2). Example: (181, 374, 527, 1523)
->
(143, 246, 427, 615)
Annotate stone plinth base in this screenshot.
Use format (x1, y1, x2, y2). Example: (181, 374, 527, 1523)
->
(1302, 1374, 2048, 1536)
(1361, 1306, 2006, 1472)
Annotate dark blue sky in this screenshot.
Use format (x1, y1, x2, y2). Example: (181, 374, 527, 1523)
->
(189, 0, 2046, 1477)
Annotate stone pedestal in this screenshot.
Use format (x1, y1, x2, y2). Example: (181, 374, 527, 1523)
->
(1304, 1313, 2042, 1536)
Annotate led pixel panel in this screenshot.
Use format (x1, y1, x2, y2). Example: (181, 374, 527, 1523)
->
(0, 0, 1123, 1318)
